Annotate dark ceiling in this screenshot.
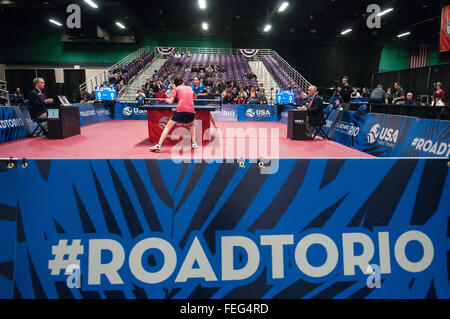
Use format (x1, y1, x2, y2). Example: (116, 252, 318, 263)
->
(0, 0, 446, 44)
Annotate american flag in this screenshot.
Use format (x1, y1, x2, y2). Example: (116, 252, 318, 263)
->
(410, 44, 429, 69)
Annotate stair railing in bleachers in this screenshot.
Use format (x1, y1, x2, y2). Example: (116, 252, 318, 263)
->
(79, 47, 153, 95)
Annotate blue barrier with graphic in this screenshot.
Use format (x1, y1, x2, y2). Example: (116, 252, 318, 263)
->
(1, 158, 448, 299)
(237, 105, 277, 122)
(0, 106, 27, 144)
(322, 110, 449, 158)
(395, 118, 450, 158)
(115, 102, 148, 120)
(211, 105, 238, 122)
(73, 103, 112, 127)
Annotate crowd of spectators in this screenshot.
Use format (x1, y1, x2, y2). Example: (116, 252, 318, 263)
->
(134, 58, 268, 105)
(331, 76, 446, 109)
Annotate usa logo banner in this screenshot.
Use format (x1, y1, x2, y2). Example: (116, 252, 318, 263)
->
(440, 5, 450, 52)
(240, 49, 260, 58)
(156, 47, 176, 56)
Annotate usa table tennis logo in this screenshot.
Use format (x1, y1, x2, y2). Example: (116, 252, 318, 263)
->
(246, 108, 256, 118)
(367, 124, 399, 145)
(122, 106, 133, 116)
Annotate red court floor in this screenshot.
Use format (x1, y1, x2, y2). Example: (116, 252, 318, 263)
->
(0, 121, 373, 159)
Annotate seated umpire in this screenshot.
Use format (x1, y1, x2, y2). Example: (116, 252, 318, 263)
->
(29, 77, 53, 132)
(297, 86, 325, 139)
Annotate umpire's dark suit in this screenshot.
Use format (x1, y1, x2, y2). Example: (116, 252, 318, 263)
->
(29, 88, 49, 120)
(306, 94, 325, 127)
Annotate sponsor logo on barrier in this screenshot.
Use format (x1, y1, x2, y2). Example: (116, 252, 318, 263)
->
(446, 21, 450, 37)
(246, 108, 256, 118)
(0, 118, 24, 129)
(158, 116, 170, 130)
(48, 230, 434, 289)
(79, 110, 96, 117)
(245, 108, 271, 119)
(122, 106, 147, 117)
(223, 110, 236, 117)
(334, 121, 360, 137)
(367, 124, 399, 146)
(411, 138, 450, 157)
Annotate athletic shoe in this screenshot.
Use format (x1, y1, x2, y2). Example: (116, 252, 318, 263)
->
(192, 142, 199, 150)
(150, 144, 161, 152)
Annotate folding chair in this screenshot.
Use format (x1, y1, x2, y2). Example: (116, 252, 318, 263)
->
(312, 104, 332, 140)
(30, 118, 47, 137)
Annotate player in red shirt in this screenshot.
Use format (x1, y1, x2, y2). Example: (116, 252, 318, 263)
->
(150, 78, 197, 152)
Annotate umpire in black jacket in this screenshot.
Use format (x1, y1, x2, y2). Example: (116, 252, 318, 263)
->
(297, 86, 325, 139)
(29, 77, 53, 131)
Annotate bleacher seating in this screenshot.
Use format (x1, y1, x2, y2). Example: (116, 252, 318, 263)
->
(156, 54, 259, 88)
(121, 52, 155, 85)
(262, 56, 298, 91)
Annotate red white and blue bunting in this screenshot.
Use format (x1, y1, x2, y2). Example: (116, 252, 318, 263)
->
(156, 47, 176, 56)
(240, 49, 260, 58)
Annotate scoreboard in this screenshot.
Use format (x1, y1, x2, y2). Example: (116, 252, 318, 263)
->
(95, 86, 117, 101)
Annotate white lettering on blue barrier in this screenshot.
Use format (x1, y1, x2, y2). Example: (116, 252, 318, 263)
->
(53, 230, 436, 287)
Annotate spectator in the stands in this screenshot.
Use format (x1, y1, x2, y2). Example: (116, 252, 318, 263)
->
(237, 92, 247, 104)
(212, 82, 222, 97)
(118, 80, 125, 92)
(238, 87, 248, 99)
(222, 87, 233, 104)
(231, 87, 238, 102)
(362, 87, 370, 98)
(155, 88, 168, 104)
(297, 92, 309, 107)
(136, 90, 145, 105)
(405, 92, 416, 106)
(191, 65, 199, 73)
(152, 70, 158, 80)
(187, 51, 191, 57)
(338, 76, 353, 110)
(258, 91, 268, 105)
(247, 87, 258, 104)
(249, 71, 258, 80)
(351, 88, 361, 99)
(165, 84, 175, 98)
(257, 87, 265, 98)
(370, 85, 387, 104)
(108, 70, 115, 83)
(198, 64, 206, 73)
(12, 87, 25, 104)
(288, 82, 297, 91)
(164, 75, 172, 88)
(433, 82, 445, 102)
(192, 77, 207, 98)
(431, 94, 445, 106)
(80, 89, 90, 103)
(392, 82, 405, 105)
(386, 87, 393, 104)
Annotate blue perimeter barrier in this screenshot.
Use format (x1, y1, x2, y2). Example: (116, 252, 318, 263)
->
(280, 105, 449, 158)
(321, 109, 450, 158)
(114, 103, 277, 122)
(0, 103, 113, 144)
(0, 106, 27, 144)
(0, 158, 448, 299)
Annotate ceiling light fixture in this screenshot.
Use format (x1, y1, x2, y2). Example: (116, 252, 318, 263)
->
(397, 32, 411, 38)
(49, 18, 63, 27)
(278, 2, 289, 12)
(377, 8, 394, 17)
(115, 21, 126, 29)
(84, 0, 98, 9)
(264, 24, 272, 32)
(341, 28, 352, 35)
(199, 0, 206, 9)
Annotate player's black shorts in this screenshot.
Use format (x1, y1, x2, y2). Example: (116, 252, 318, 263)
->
(171, 112, 195, 124)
